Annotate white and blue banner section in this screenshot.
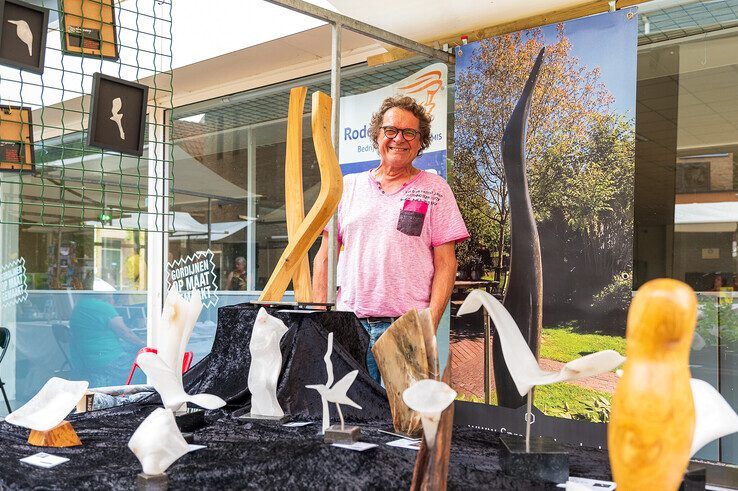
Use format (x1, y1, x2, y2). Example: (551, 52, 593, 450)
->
(339, 63, 448, 178)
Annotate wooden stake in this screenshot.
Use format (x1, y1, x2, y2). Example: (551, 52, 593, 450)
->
(28, 420, 82, 447)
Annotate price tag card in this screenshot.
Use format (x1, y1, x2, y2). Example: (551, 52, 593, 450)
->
(386, 438, 421, 450)
(187, 444, 207, 452)
(20, 452, 69, 468)
(332, 442, 378, 452)
(283, 421, 314, 427)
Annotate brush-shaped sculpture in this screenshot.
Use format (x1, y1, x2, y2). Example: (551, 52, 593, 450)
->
(5, 377, 87, 446)
(259, 91, 343, 302)
(498, 47, 546, 408)
(306, 332, 362, 434)
(371, 308, 437, 436)
(7, 19, 33, 56)
(459, 289, 624, 450)
(403, 379, 456, 450)
(248, 308, 289, 417)
(128, 408, 189, 476)
(283, 86, 313, 302)
(610, 279, 709, 490)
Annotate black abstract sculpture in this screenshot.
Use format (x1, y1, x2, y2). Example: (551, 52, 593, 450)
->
(496, 47, 545, 408)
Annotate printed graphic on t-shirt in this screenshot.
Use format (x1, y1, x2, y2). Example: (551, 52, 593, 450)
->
(401, 188, 443, 205)
(397, 200, 428, 236)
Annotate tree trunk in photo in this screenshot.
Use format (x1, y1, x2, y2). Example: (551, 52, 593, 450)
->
(496, 48, 545, 409)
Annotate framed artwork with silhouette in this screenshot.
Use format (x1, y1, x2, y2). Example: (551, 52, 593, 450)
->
(0, 105, 34, 173)
(87, 73, 148, 156)
(59, 0, 118, 60)
(0, 0, 49, 74)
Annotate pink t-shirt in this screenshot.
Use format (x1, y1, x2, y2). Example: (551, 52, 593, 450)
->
(334, 170, 469, 318)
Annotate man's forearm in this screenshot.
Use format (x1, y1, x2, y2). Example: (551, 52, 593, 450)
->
(429, 244, 458, 331)
(312, 254, 328, 303)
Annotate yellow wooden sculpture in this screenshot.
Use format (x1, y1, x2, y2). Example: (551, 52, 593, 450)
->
(259, 91, 343, 302)
(283, 87, 313, 302)
(608, 278, 697, 491)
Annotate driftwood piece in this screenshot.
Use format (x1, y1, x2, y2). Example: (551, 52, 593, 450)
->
(608, 279, 697, 491)
(28, 420, 82, 447)
(497, 47, 545, 408)
(372, 309, 430, 437)
(258, 91, 343, 302)
(411, 363, 454, 491)
(284, 86, 313, 302)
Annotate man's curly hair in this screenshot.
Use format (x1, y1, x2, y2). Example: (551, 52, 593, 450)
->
(368, 96, 433, 156)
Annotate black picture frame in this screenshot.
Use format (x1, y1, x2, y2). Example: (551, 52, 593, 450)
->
(0, 0, 49, 74)
(58, 0, 119, 61)
(87, 73, 149, 157)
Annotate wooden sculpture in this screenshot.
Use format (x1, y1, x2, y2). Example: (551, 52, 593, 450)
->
(410, 364, 454, 491)
(608, 278, 697, 491)
(259, 91, 343, 302)
(284, 87, 313, 302)
(371, 309, 433, 437)
(497, 47, 545, 408)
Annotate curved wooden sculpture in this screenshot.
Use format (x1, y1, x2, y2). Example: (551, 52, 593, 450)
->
(496, 47, 545, 408)
(259, 91, 343, 302)
(608, 279, 697, 491)
(284, 87, 313, 302)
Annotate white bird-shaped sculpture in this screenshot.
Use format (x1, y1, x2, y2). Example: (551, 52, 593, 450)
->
(458, 289, 625, 396)
(5, 377, 88, 432)
(306, 332, 362, 433)
(690, 378, 738, 457)
(137, 351, 225, 411)
(110, 97, 125, 140)
(7, 19, 33, 57)
(128, 408, 190, 476)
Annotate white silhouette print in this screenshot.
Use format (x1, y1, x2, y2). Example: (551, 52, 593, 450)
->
(7, 20, 33, 57)
(110, 97, 125, 140)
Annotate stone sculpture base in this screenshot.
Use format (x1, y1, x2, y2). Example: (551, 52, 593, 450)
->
(500, 435, 568, 484)
(136, 472, 169, 491)
(27, 421, 82, 447)
(324, 425, 361, 444)
(679, 468, 706, 491)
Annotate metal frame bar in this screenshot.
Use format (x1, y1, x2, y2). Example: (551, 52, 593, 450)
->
(263, 0, 454, 64)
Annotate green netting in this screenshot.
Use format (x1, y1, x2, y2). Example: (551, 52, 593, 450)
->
(0, 0, 173, 232)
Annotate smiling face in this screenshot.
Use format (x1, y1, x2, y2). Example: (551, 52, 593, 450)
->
(378, 107, 422, 171)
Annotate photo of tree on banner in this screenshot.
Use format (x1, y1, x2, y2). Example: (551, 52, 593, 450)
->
(451, 9, 637, 421)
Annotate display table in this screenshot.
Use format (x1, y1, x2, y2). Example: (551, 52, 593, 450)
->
(0, 304, 613, 489)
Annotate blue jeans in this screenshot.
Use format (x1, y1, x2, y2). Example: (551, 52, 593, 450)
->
(359, 319, 393, 384)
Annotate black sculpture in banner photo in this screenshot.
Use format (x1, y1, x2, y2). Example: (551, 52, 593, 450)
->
(0, 105, 34, 173)
(0, 0, 49, 74)
(87, 73, 149, 156)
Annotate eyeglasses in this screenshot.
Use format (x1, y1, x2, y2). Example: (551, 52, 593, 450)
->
(381, 126, 419, 141)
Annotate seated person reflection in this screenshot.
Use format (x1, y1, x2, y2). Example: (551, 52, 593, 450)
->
(69, 293, 145, 386)
(226, 256, 248, 291)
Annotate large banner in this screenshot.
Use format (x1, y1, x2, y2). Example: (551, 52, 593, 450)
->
(452, 9, 637, 423)
(339, 63, 448, 177)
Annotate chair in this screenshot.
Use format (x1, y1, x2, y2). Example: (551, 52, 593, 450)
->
(0, 327, 12, 413)
(51, 322, 72, 374)
(125, 347, 194, 385)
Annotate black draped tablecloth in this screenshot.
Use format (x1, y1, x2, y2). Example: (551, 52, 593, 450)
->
(0, 304, 613, 489)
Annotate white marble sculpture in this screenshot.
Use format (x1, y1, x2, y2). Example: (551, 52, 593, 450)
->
(248, 308, 288, 417)
(402, 379, 456, 449)
(690, 378, 738, 457)
(137, 351, 225, 411)
(5, 377, 88, 431)
(110, 97, 125, 140)
(7, 19, 33, 56)
(306, 332, 362, 433)
(155, 286, 201, 375)
(128, 408, 189, 475)
(458, 289, 625, 396)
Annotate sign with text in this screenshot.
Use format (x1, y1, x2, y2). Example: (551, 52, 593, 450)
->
(339, 63, 448, 177)
(167, 250, 219, 308)
(1, 257, 28, 307)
